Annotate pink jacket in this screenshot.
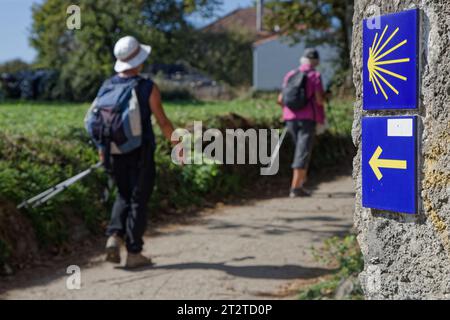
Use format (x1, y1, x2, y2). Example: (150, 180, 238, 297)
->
(281, 64, 325, 124)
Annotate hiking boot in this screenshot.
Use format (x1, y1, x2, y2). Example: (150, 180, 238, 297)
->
(125, 253, 153, 269)
(105, 235, 123, 264)
(289, 187, 312, 198)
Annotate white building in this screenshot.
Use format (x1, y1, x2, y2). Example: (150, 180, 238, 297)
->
(202, 4, 339, 91)
(253, 35, 339, 91)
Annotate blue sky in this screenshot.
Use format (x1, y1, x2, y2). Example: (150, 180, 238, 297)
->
(0, 0, 254, 64)
(188, 0, 255, 27)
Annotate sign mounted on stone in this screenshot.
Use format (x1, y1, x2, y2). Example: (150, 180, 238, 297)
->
(354, 0, 450, 299)
(363, 9, 419, 110)
(362, 116, 417, 214)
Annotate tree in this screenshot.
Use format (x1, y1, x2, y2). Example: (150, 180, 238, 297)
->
(0, 59, 30, 74)
(178, 29, 253, 87)
(264, 0, 353, 70)
(30, 0, 221, 101)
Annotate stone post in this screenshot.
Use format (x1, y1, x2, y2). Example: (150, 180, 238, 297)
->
(352, 0, 450, 299)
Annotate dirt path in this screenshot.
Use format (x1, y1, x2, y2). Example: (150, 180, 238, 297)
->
(0, 176, 354, 300)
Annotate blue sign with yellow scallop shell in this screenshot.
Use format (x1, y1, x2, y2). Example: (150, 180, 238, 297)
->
(363, 9, 419, 110)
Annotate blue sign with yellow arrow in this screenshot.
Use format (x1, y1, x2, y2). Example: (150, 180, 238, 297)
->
(362, 116, 417, 214)
(363, 9, 419, 110)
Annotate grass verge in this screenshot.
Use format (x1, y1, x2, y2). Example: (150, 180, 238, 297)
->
(298, 235, 364, 300)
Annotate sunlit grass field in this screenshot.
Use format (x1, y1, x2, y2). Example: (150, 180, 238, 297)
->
(0, 98, 353, 137)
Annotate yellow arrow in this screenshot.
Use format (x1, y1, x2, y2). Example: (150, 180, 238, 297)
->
(369, 146, 407, 180)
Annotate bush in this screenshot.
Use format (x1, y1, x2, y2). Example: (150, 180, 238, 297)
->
(0, 59, 30, 74)
(0, 239, 11, 265)
(0, 70, 60, 101)
(153, 76, 196, 101)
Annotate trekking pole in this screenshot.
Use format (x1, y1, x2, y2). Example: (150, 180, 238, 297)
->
(269, 127, 288, 168)
(17, 162, 103, 209)
(260, 127, 287, 176)
(30, 163, 102, 208)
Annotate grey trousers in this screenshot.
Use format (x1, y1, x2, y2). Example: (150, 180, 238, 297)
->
(286, 120, 316, 169)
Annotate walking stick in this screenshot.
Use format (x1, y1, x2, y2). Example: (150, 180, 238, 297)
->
(17, 162, 103, 209)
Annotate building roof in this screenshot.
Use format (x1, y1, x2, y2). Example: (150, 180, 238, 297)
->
(202, 7, 312, 47)
(202, 7, 273, 40)
(253, 34, 282, 47)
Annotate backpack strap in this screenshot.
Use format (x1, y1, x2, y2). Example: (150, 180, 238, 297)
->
(295, 69, 317, 122)
(102, 121, 113, 173)
(130, 76, 143, 89)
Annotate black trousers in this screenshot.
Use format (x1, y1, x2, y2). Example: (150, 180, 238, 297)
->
(106, 144, 156, 253)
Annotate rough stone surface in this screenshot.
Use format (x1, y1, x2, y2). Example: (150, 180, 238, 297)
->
(352, 0, 450, 299)
(334, 276, 357, 300)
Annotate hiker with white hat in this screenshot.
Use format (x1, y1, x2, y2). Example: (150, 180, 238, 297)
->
(85, 36, 181, 268)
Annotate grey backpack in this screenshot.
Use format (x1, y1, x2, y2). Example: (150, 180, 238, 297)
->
(282, 70, 309, 110)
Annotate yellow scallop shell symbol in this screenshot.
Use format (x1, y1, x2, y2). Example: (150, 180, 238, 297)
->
(368, 25, 410, 100)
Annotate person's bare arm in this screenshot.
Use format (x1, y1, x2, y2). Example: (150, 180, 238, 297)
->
(277, 93, 283, 106)
(149, 84, 176, 144)
(315, 90, 325, 105)
(314, 73, 327, 105)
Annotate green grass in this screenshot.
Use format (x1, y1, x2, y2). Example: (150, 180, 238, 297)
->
(0, 98, 354, 254)
(0, 97, 353, 136)
(165, 100, 281, 126)
(0, 99, 277, 133)
(298, 235, 364, 300)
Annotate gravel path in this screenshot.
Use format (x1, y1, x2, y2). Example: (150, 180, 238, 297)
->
(1, 176, 354, 300)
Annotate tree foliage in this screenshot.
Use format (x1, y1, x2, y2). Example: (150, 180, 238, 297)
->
(264, 0, 353, 70)
(0, 59, 30, 74)
(30, 0, 221, 101)
(184, 31, 253, 86)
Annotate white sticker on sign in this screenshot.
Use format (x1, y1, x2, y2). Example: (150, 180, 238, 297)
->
(387, 119, 413, 137)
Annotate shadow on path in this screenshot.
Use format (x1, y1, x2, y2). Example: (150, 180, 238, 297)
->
(116, 261, 333, 281)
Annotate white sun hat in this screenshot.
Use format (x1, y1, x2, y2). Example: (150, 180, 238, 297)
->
(113, 36, 152, 73)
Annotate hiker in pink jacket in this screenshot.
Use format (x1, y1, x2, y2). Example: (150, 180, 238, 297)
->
(278, 48, 326, 197)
